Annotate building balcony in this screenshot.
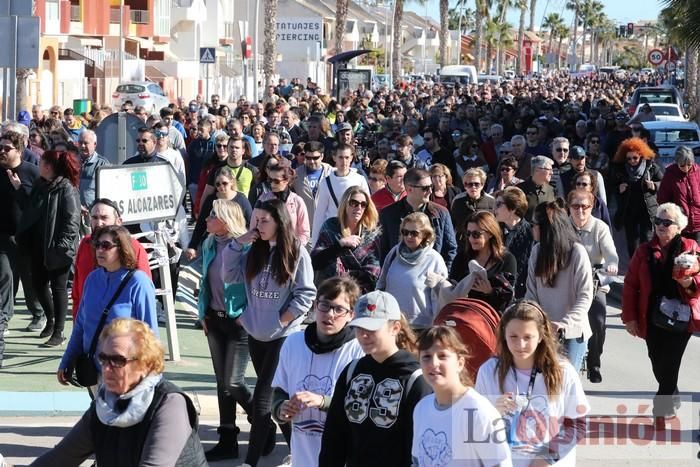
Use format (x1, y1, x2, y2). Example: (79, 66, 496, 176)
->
(70, 4, 80, 22)
(131, 9, 149, 25)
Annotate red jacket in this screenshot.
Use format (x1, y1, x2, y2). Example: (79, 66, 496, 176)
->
(71, 235, 152, 318)
(371, 187, 406, 212)
(657, 163, 700, 234)
(622, 236, 700, 339)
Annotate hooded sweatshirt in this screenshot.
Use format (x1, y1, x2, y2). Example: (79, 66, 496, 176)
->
(319, 350, 432, 467)
(222, 240, 316, 341)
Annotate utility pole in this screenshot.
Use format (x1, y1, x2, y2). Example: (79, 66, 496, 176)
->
(253, 0, 260, 103)
(457, 2, 464, 65)
(119, 0, 124, 81)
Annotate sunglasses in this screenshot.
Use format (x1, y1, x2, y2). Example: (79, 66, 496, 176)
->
(316, 300, 351, 316)
(0, 144, 15, 153)
(526, 131, 538, 135)
(570, 203, 591, 211)
(216, 144, 227, 149)
(465, 182, 482, 188)
(555, 147, 569, 152)
(401, 228, 421, 238)
(269, 178, 287, 185)
(98, 352, 138, 369)
(155, 131, 169, 139)
(465, 230, 485, 239)
(215, 181, 230, 187)
(368, 176, 384, 183)
(93, 240, 117, 251)
(304, 155, 322, 161)
(348, 199, 368, 209)
(410, 184, 432, 193)
(589, 140, 600, 144)
(654, 217, 676, 227)
(137, 138, 151, 143)
(626, 156, 640, 162)
(500, 167, 513, 172)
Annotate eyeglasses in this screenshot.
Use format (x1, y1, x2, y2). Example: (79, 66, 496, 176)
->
(304, 155, 322, 161)
(0, 144, 15, 153)
(216, 144, 227, 149)
(215, 181, 230, 187)
(93, 240, 117, 251)
(401, 228, 421, 238)
(410, 184, 432, 192)
(555, 147, 569, 153)
(465, 230, 485, 239)
(654, 217, 676, 227)
(98, 352, 138, 369)
(570, 203, 592, 211)
(348, 199, 368, 209)
(465, 182, 482, 188)
(316, 300, 351, 316)
(269, 178, 287, 185)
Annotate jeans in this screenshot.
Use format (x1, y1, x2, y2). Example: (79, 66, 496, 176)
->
(4, 235, 43, 319)
(562, 335, 588, 372)
(205, 312, 253, 428)
(31, 255, 71, 336)
(646, 316, 691, 416)
(586, 291, 607, 369)
(245, 336, 290, 466)
(0, 250, 12, 363)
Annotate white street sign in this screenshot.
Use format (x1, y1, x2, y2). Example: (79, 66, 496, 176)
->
(648, 49, 664, 65)
(95, 162, 185, 225)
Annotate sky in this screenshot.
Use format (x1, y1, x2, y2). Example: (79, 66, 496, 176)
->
(405, 0, 664, 29)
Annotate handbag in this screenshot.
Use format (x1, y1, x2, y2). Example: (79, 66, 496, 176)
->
(651, 296, 691, 334)
(67, 270, 135, 387)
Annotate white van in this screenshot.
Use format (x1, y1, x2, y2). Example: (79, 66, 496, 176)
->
(439, 65, 478, 86)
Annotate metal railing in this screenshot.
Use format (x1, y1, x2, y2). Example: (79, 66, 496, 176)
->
(130, 9, 149, 25)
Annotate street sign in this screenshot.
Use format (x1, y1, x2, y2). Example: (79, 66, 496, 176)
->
(666, 61, 676, 72)
(199, 47, 216, 64)
(95, 162, 185, 225)
(648, 49, 664, 65)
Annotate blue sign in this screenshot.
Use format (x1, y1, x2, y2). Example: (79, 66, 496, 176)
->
(199, 47, 216, 64)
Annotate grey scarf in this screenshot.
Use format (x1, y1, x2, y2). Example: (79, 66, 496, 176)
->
(95, 374, 163, 428)
(625, 159, 647, 182)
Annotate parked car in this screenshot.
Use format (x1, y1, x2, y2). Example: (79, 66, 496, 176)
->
(477, 74, 503, 85)
(642, 120, 700, 166)
(632, 103, 688, 122)
(439, 65, 478, 87)
(627, 85, 685, 117)
(112, 81, 171, 115)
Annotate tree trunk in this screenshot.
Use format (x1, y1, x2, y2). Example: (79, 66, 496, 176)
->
(392, 0, 404, 84)
(528, 0, 537, 32)
(686, 47, 698, 121)
(335, 0, 348, 55)
(580, 22, 586, 65)
(571, 9, 578, 69)
(517, 6, 526, 74)
(16, 69, 32, 114)
(263, 0, 278, 87)
(474, 4, 484, 71)
(496, 0, 508, 75)
(557, 36, 563, 68)
(439, 0, 449, 66)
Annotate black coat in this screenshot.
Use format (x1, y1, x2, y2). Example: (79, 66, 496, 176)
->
(17, 176, 80, 270)
(611, 160, 664, 229)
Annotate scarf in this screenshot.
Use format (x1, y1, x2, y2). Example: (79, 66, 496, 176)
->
(272, 188, 290, 202)
(95, 374, 163, 428)
(304, 323, 355, 354)
(397, 242, 430, 266)
(625, 159, 647, 182)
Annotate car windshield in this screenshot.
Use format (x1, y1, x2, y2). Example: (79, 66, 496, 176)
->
(441, 75, 472, 85)
(651, 129, 699, 144)
(638, 91, 676, 104)
(652, 106, 681, 117)
(116, 84, 145, 94)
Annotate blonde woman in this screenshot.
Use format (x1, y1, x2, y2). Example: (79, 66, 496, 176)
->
(198, 199, 252, 461)
(311, 187, 382, 293)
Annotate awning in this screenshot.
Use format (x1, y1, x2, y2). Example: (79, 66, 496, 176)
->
(79, 37, 103, 47)
(145, 64, 168, 80)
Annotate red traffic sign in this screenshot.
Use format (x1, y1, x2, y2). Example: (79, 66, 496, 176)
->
(648, 49, 664, 65)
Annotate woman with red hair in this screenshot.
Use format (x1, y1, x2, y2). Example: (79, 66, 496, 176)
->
(611, 137, 664, 258)
(12, 150, 81, 346)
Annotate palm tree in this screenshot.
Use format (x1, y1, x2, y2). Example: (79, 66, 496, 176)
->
(448, 5, 475, 34)
(528, 0, 537, 32)
(483, 18, 500, 73)
(335, 0, 349, 54)
(439, 0, 449, 66)
(555, 23, 569, 69)
(516, 0, 527, 73)
(578, 0, 604, 65)
(474, 0, 493, 72)
(263, 0, 278, 87)
(494, 0, 513, 74)
(542, 13, 566, 62)
(566, 0, 580, 69)
(391, 0, 405, 84)
(661, 0, 700, 48)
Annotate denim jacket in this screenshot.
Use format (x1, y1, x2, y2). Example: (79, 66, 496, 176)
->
(197, 235, 247, 320)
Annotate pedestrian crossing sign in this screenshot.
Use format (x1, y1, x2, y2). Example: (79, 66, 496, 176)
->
(200, 47, 216, 64)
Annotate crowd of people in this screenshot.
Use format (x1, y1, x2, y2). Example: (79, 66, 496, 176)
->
(0, 69, 698, 466)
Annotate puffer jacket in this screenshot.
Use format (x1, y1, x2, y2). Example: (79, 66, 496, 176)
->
(657, 163, 700, 234)
(17, 176, 80, 270)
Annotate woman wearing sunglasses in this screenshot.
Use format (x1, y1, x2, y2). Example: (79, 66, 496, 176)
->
(449, 211, 517, 314)
(610, 137, 664, 258)
(622, 202, 700, 427)
(567, 190, 619, 383)
(34, 318, 207, 466)
(192, 133, 231, 220)
(57, 226, 158, 386)
(475, 300, 590, 466)
(312, 187, 382, 293)
(271, 277, 365, 467)
(571, 170, 611, 227)
(377, 212, 448, 332)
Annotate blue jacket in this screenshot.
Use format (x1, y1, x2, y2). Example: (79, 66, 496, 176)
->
(186, 136, 216, 181)
(59, 267, 158, 371)
(197, 235, 247, 320)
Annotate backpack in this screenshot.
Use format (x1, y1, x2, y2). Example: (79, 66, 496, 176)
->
(433, 298, 501, 380)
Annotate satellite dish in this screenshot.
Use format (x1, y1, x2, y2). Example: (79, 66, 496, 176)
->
(95, 112, 148, 165)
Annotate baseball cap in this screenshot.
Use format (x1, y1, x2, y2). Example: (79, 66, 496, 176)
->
(570, 146, 586, 159)
(335, 122, 352, 133)
(615, 112, 627, 121)
(350, 291, 402, 331)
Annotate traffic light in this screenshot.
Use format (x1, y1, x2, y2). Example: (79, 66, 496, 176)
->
(627, 22, 634, 37)
(619, 25, 626, 38)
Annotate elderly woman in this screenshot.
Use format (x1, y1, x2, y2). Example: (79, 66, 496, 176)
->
(611, 137, 664, 258)
(486, 156, 523, 194)
(568, 189, 619, 383)
(449, 167, 496, 244)
(494, 186, 532, 298)
(429, 163, 461, 209)
(622, 202, 700, 424)
(377, 212, 448, 332)
(34, 318, 207, 466)
(657, 146, 700, 242)
(311, 187, 382, 293)
(526, 200, 594, 372)
(572, 170, 612, 227)
(57, 225, 158, 386)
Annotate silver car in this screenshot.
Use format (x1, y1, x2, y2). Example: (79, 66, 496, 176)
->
(112, 81, 170, 115)
(642, 120, 700, 166)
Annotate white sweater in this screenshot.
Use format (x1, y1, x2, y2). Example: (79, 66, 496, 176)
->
(311, 169, 369, 246)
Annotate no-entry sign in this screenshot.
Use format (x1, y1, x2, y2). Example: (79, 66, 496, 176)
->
(95, 162, 185, 225)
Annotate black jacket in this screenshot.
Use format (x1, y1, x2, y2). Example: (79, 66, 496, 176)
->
(17, 176, 80, 270)
(611, 160, 664, 229)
